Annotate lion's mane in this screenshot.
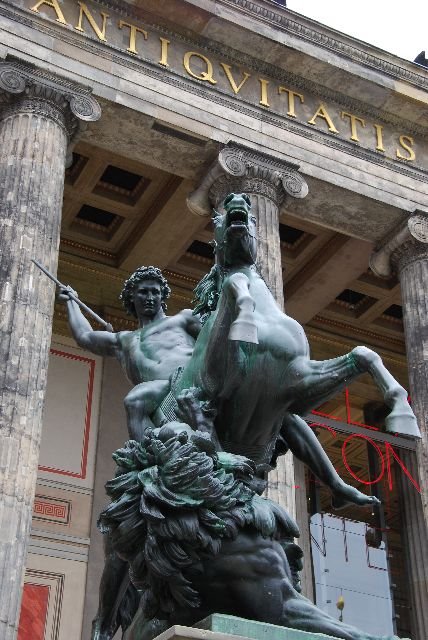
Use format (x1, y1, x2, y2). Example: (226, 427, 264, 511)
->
(98, 426, 299, 619)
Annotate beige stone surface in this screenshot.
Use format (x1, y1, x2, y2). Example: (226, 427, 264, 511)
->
(24, 552, 88, 640)
(2, 0, 428, 243)
(0, 91, 68, 640)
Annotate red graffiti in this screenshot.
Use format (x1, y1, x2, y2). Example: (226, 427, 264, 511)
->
(341, 433, 421, 493)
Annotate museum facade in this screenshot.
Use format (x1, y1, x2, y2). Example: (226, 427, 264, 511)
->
(0, 1, 427, 639)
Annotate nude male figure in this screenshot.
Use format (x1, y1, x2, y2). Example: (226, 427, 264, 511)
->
(60, 266, 201, 640)
(60, 265, 201, 440)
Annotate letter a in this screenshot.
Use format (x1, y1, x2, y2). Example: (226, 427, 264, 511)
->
(308, 103, 339, 133)
(30, 0, 67, 24)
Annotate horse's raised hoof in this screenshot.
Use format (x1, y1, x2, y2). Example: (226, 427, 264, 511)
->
(229, 319, 258, 344)
(385, 409, 420, 438)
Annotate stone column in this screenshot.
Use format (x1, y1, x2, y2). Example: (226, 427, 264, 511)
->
(370, 213, 428, 640)
(187, 143, 313, 594)
(188, 143, 308, 308)
(0, 60, 101, 640)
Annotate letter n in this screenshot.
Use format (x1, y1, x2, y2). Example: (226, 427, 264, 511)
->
(385, 442, 421, 492)
(75, 1, 109, 42)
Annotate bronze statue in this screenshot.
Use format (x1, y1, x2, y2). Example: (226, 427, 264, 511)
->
(60, 266, 201, 639)
(100, 426, 403, 640)
(59, 266, 201, 440)
(61, 194, 419, 640)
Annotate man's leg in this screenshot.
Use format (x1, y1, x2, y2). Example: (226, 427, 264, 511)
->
(91, 534, 130, 640)
(124, 380, 170, 441)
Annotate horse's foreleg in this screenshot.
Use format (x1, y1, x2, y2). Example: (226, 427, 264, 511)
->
(282, 412, 379, 509)
(224, 272, 258, 344)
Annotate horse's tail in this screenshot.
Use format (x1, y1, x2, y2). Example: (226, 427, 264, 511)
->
(250, 496, 303, 593)
(280, 539, 304, 593)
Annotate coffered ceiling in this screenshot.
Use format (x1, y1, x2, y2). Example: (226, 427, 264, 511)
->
(58, 141, 404, 341)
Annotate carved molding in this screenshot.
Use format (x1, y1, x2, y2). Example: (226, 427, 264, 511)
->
(0, 60, 101, 140)
(217, 0, 428, 91)
(308, 318, 405, 353)
(209, 174, 283, 209)
(22, 0, 427, 93)
(3, 1, 428, 189)
(4, 2, 428, 140)
(370, 211, 428, 277)
(187, 142, 308, 215)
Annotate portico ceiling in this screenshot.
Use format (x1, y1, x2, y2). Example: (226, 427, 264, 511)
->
(56, 139, 405, 377)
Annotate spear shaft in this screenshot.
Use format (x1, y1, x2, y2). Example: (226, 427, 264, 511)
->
(32, 259, 113, 332)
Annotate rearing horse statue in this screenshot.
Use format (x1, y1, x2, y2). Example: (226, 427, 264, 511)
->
(101, 193, 420, 640)
(170, 192, 419, 470)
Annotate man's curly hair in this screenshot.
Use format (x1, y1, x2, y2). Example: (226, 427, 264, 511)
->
(120, 266, 171, 317)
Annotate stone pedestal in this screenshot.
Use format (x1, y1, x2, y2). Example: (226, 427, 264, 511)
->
(187, 143, 311, 591)
(154, 614, 341, 640)
(0, 60, 100, 640)
(370, 213, 428, 640)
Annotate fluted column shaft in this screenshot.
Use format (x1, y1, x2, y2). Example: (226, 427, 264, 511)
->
(399, 253, 428, 520)
(371, 214, 428, 640)
(0, 61, 100, 640)
(253, 194, 284, 307)
(0, 93, 67, 640)
(395, 242, 428, 640)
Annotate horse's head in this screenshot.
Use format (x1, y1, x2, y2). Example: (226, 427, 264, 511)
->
(213, 193, 257, 268)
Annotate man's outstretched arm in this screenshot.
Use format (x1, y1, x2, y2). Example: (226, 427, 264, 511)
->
(59, 289, 119, 357)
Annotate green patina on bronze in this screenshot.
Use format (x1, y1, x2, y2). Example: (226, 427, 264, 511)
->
(61, 194, 417, 640)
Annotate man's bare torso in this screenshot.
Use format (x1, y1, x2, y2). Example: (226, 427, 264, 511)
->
(117, 311, 195, 384)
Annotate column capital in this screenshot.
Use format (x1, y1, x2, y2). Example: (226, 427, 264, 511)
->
(187, 142, 308, 216)
(369, 211, 428, 278)
(0, 59, 101, 141)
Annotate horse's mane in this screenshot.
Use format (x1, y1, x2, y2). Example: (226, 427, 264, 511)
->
(192, 262, 266, 324)
(192, 264, 221, 323)
(98, 427, 300, 619)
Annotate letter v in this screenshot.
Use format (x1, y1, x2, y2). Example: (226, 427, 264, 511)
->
(220, 63, 251, 94)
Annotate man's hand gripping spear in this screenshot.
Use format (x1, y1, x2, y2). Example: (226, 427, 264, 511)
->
(32, 259, 113, 332)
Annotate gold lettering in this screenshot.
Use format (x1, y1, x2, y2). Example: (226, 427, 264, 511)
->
(373, 124, 385, 152)
(341, 111, 365, 142)
(259, 78, 270, 107)
(159, 38, 170, 67)
(396, 135, 415, 161)
(278, 86, 304, 118)
(118, 20, 147, 55)
(308, 103, 338, 133)
(183, 52, 217, 84)
(30, 0, 67, 24)
(220, 63, 251, 94)
(75, 2, 109, 42)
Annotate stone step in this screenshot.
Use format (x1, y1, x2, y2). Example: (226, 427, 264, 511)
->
(154, 614, 340, 640)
